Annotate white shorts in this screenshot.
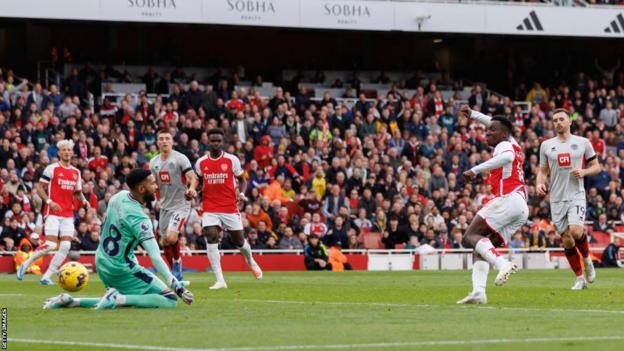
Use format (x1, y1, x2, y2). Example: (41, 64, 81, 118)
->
(202, 212, 244, 231)
(477, 192, 528, 244)
(550, 199, 586, 234)
(44, 215, 75, 238)
(159, 207, 190, 237)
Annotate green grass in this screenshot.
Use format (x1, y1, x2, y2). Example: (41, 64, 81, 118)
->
(2, 269, 624, 351)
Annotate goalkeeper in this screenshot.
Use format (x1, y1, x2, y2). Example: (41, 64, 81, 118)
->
(43, 169, 193, 309)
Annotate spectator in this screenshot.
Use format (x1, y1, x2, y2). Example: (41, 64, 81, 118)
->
(14, 237, 43, 275)
(593, 214, 614, 232)
(278, 227, 303, 250)
(601, 237, 622, 268)
(304, 234, 331, 271)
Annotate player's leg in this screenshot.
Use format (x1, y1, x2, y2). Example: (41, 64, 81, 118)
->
(568, 199, 594, 283)
(18, 217, 60, 280)
(160, 210, 175, 267)
(457, 253, 489, 304)
(94, 268, 177, 309)
(203, 213, 227, 289)
(164, 210, 188, 282)
(554, 203, 586, 289)
(462, 215, 509, 272)
(40, 217, 74, 285)
(224, 213, 262, 280)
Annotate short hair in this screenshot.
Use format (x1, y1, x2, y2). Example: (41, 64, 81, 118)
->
(125, 169, 152, 190)
(156, 128, 173, 137)
(57, 139, 75, 150)
(552, 108, 570, 118)
(491, 116, 513, 134)
(208, 128, 225, 137)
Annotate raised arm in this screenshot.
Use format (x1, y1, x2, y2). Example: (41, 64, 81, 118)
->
(459, 105, 492, 127)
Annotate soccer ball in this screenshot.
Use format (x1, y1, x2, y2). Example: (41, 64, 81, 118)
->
(58, 262, 90, 292)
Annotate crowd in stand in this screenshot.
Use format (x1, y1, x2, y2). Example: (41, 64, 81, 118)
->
(0, 63, 623, 260)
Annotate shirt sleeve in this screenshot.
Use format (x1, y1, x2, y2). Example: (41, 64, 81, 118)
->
(40, 165, 54, 183)
(178, 153, 193, 175)
(194, 157, 203, 177)
(470, 110, 492, 127)
(539, 141, 549, 168)
(75, 170, 83, 192)
(584, 138, 597, 162)
(135, 217, 155, 243)
(232, 155, 244, 177)
(471, 142, 514, 175)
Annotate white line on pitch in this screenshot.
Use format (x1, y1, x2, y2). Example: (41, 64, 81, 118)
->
(231, 298, 624, 315)
(0, 293, 24, 297)
(9, 335, 624, 351)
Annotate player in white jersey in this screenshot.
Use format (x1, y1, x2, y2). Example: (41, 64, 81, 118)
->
(150, 128, 198, 283)
(536, 109, 601, 290)
(456, 106, 528, 304)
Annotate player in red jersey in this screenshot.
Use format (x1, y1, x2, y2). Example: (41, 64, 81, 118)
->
(456, 106, 528, 304)
(17, 140, 89, 284)
(195, 128, 262, 290)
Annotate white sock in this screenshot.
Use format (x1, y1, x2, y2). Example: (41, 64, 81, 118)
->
(42, 240, 70, 280)
(474, 238, 507, 271)
(472, 260, 490, 294)
(22, 240, 56, 269)
(206, 244, 225, 283)
(239, 240, 256, 267)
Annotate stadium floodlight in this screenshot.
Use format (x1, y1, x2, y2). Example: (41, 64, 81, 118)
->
(415, 15, 432, 31)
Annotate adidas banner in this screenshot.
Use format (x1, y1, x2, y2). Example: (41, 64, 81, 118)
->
(0, 0, 623, 38)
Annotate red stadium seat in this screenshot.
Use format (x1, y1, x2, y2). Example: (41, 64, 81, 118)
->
(361, 232, 383, 249)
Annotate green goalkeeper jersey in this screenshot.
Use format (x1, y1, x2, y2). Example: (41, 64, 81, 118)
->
(96, 190, 155, 273)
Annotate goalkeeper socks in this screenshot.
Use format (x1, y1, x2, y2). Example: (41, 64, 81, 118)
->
(474, 238, 506, 271)
(574, 234, 590, 259)
(238, 240, 255, 267)
(172, 240, 181, 261)
(472, 260, 490, 294)
(69, 298, 100, 308)
(124, 294, 176, 308)
(565, 247, 583, 277)
(207, 244, 225, 283)
(42, 240, 71, 280)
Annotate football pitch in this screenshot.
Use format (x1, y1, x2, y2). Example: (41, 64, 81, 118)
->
(2, 269, 624, 351)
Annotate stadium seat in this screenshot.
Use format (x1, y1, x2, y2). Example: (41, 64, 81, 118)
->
(361, 232, 384, 249)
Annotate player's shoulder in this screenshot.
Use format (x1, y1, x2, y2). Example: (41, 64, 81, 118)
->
(495, 140, 513, 151)
(149, 154, 160, 166)
(223, 152, 240, 162)
(571, 134, 591, 144)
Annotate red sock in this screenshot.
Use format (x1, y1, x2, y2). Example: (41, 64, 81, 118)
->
(163, 245, 174, 267)
(565, 247, 582, 277)
(575, 234, 589, 259)
(171, 240, 181, 261)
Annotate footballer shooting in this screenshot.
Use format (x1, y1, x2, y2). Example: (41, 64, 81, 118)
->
(456, 106, 528, 305)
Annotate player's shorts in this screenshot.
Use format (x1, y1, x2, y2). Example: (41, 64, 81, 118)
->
(44, 215, 75, 238)
(477, 191, 528, 244)
(202, 212, 243, 231)
(550, 198, 586, 234)
(97, 263, 168, 295)
(158, 207, 190, 237)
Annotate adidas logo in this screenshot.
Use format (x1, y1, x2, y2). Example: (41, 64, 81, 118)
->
(516, 11, 543, 32)
(604, 13, 624, 33)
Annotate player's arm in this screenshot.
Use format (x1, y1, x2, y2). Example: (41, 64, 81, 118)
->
(536, 141, 550, 196)
(459, 105, 492, 127)
(184, 169, 198, 201)
(462, 147, 514, 183)
(37, 167, 60, 212)
(237, 174, 248, 202)
(571, 140, 601, 179)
